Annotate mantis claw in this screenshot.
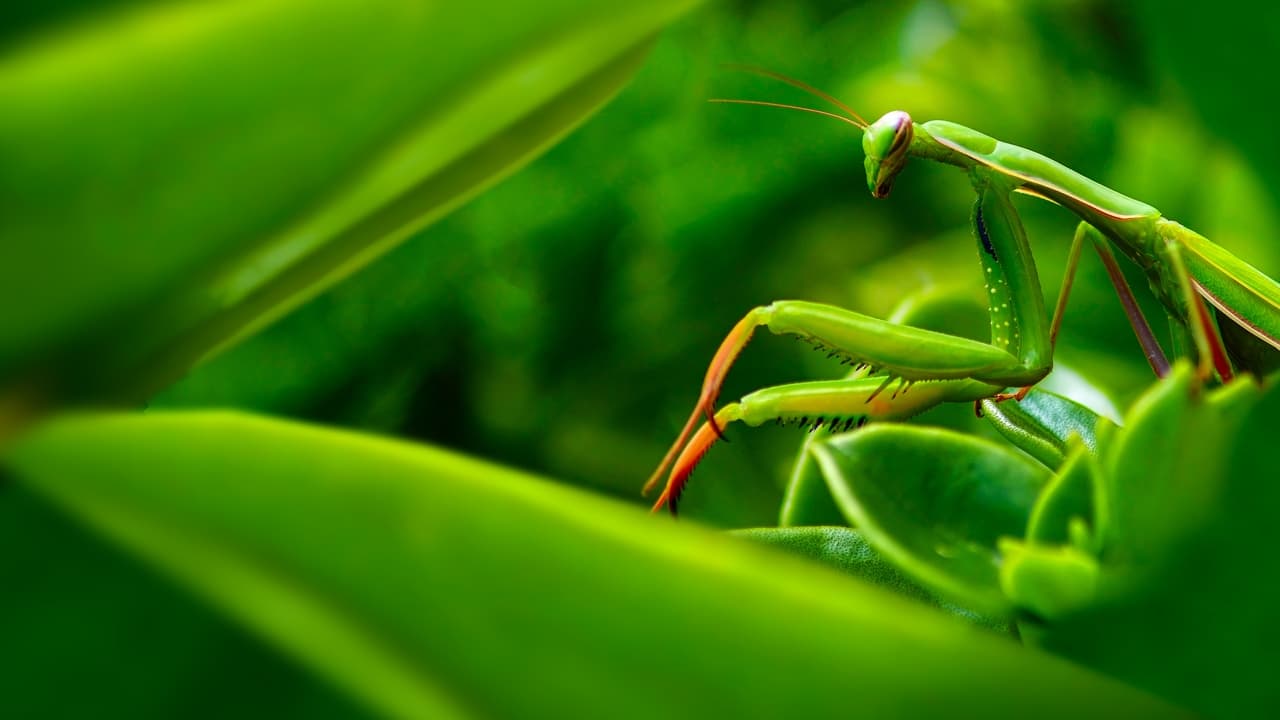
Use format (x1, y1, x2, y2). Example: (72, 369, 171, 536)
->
(644, 310, 765, 496)
(702, 399, 729, 442)
(652, 405, 742, 516)
(991, 387, 1031, 403)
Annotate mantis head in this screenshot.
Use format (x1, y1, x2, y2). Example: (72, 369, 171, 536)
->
(863, 111, 913, 199)
(709, 67, 916, 198)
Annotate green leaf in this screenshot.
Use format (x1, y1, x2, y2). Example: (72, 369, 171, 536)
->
(813, 425, 1052, 615)
(1099, 364, 1258, 567)
(778, 444, 847, 527)
(734, 526, 1011, 633)
(980, 389, 1112, 470)
(730, 526, 938, 606)
(3, 412, 1187, 718)
(1026, 443, 1104, 551)
(1030, 371, 1280, 716)
(998, 539, 1099, 621)
(0, 483, 365, 718)
(0, 0, 697, 413)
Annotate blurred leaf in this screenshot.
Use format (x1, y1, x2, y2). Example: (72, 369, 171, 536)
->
(813, 425, 1051, 615)
(1031, 371, 1280, 716)
(1026, 444, 1102, 550)
(998, 539, 1099, 621)
(3, 412, 1187, 718)
(1100, 366, 1260, 567)
(0, 0, 697, 414)
(0, 483, 367, 719)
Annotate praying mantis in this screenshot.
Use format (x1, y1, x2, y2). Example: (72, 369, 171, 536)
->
(644, 69, 1280, 515)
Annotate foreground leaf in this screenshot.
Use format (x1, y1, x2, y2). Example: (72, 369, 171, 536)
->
(1032, 372, 1280, 716)
(0, 483, 365, 718)
(4, 412, 1184, 718)
(0, 0, 696, 416)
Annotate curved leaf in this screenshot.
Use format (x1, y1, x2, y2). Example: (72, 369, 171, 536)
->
(3, 412, 1185, 718)
(813, 425, 1051, 615)
(0, 0, 697, 413)
(981, 388, 1112, 470)
(734, 526, 1010, 632)
(1026, 443, 1104, 551)
(1032, 369, 1280, 716)
(1100, 365, 1259, 566)
(730, 526, 937, 605)
(998, 539, 1099, 621)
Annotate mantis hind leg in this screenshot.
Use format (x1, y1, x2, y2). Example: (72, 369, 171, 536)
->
(1161, 238, 1234, 382)
(1081, 224, 1171, 377)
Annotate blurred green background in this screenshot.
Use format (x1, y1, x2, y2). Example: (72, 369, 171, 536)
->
(156, 0, 1280, 525)
(5, 0, 1279, 716)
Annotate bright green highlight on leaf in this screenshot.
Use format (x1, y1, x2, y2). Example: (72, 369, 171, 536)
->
(3, 412, 1187, 718)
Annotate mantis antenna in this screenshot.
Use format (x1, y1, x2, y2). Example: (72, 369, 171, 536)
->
(722, 64, 870, 127)
(707, 99, 866, 129)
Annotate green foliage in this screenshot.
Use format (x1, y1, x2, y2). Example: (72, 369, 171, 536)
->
(814, 426, 1050, 615)
(6, 412, 1186, 718)
(1022, 370, 1280, 717)
(2, 1, 1279, 717)
(0, 0, 692, 407)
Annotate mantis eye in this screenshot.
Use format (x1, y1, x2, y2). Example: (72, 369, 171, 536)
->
(863, 111, 914, 198)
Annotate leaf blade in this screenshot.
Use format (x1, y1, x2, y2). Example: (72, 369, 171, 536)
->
(4, 412, 1187, 718)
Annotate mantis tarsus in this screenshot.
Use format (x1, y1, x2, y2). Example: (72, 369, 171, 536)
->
(644, 68, 1280, 515)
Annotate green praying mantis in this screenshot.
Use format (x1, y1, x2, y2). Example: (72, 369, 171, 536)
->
(643, 68, 1280, 515)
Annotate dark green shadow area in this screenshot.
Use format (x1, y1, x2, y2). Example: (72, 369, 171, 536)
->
(0, 480, 369, 719)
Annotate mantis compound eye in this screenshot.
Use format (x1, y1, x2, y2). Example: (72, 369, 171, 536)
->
(863, 110, 913, 198)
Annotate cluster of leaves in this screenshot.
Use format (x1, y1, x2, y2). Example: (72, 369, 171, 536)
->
(4, 1, 1280, 718)
(762, 289, 1280, 716)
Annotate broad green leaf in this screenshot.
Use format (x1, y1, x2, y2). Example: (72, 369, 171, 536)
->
(734, 526, 1010, 633)
(813, 425, 1051, 615)
(1100, 365, 1259, 567)
(731, 526, 937, 606)
(0, 0, 697, 414)
(0, 483, 365, 718)
(3, 412, 1186, 718)
(1031, 371, 1280, 716)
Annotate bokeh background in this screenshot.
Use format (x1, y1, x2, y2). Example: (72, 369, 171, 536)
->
(5, 0, 1279, 716)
